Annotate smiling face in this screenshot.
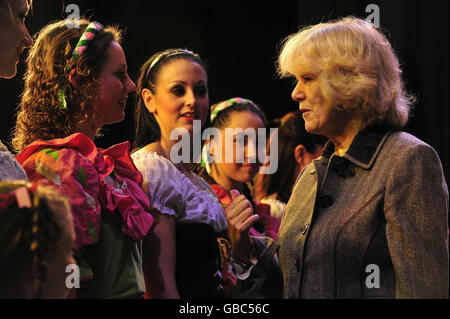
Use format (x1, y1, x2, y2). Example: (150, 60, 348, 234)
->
(211, 110, 265, 192)
(143, 58, 209, 140)
(0, 0, 32, 78)
(96, 41, 136, 126)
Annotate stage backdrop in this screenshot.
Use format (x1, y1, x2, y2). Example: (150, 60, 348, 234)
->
(1, 0, 448, 183)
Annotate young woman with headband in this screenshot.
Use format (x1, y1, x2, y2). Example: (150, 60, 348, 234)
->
(196, 97, 283, 297)
(132, 49, 258, 298)
(13, 19, 155, 298)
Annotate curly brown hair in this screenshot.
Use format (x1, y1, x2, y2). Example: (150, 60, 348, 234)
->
(12, 19, 122, 152)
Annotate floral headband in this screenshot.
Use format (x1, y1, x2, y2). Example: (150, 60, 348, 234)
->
(210, 97, 259, 123)
(57, 21, 104, 109)
(146, 49, 198, 81)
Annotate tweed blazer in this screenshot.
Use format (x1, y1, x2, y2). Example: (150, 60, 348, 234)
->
(277, 125, 449, 298)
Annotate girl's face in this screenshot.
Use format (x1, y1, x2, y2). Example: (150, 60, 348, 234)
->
(143, 58, 209, 140)
(96, 41, 136, 126)
(211, 110, 265, 190)
(0, 0, 32, 78)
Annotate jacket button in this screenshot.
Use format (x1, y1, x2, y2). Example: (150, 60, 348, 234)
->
(300, 223, 309, 235)
(320, 195, 333, 208)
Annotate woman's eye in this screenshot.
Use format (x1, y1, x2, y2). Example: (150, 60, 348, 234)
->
(194, 85, 208, 97)
(171, 86, 185, 96)
(115, 71, 126, 80)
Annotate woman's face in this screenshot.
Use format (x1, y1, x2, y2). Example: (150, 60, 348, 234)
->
(211, 110, 265, 189)
(0, 0, 32, 78)
(96, 41, 136, 126)
(144, 58, 209, 140)
(291, 73, 350, 139)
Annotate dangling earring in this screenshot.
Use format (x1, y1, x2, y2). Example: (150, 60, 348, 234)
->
(201, 143, 213, 175)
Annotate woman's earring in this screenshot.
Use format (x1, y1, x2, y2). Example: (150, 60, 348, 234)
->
(201, 143, 213, 175)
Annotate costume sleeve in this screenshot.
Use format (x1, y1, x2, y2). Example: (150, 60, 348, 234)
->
(384, 143, 449, 298)
(133, 152, 227, 232)
(133, 152, 186, 218)
(20, 147, 102, 250)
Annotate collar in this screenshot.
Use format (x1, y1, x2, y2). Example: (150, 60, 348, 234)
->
(321, 125, 394, 170)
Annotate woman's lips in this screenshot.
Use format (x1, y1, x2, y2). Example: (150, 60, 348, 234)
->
(181, 113, 197, 121)
(240, 163, 257, 170)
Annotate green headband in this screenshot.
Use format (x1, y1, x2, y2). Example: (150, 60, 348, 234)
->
(210, 97, 259, 123)
(57, 21, 104, 110)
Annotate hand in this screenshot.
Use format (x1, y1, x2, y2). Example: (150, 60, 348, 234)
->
(225, 189, 259, 263)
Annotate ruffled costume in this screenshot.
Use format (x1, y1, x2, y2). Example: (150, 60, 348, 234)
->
(131, 150, 228, 298)
(17, 133, 154, 298)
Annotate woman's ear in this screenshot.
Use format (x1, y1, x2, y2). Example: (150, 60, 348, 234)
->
(294, 144, 306, 167)
(142, 88, 156, 114)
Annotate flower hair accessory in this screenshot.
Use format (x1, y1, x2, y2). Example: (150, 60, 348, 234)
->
(58, 21, 104, 109)
(64, 21, 104, 82)
(210, 97, 259, 123)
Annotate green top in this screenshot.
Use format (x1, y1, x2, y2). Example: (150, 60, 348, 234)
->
(77, 213, 145, 299)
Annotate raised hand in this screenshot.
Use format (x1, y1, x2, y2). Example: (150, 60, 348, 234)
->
(225, 189, 260, 262)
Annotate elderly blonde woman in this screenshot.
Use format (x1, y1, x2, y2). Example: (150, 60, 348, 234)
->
(227, 16, 448, 298)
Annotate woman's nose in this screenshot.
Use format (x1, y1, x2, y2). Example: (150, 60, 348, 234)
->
(22, 25, 33, 48)
(291, 81, 306, 102)
(185, 89, 196, 107)
(125, 74, 136, 93)
(245, 138, 258, 163)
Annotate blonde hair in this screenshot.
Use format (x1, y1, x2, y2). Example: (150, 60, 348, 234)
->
(277, 16, 413, 129)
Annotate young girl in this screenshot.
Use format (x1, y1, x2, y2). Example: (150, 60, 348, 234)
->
(198, 97, 282, 297)
(13, 19, 154, 298)
(132, 49, 257, 298)
(0, 180, 75, 298)
(200, 97, 280, 240)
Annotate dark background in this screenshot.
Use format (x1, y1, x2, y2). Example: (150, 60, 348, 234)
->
(1, 0, 448, 183)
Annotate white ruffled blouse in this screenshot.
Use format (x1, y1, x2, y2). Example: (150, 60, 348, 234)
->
(131, 149, 228, 233)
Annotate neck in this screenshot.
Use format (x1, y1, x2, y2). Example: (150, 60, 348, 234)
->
(330, 120, 359, 156)
(73, 122, 99, 141)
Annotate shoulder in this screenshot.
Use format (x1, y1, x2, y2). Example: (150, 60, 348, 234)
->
(131, 149, 181, 179)
(383, 131, 442, 164)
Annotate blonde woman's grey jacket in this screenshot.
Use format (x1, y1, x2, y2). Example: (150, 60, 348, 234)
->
(277, 125, 449, 298)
